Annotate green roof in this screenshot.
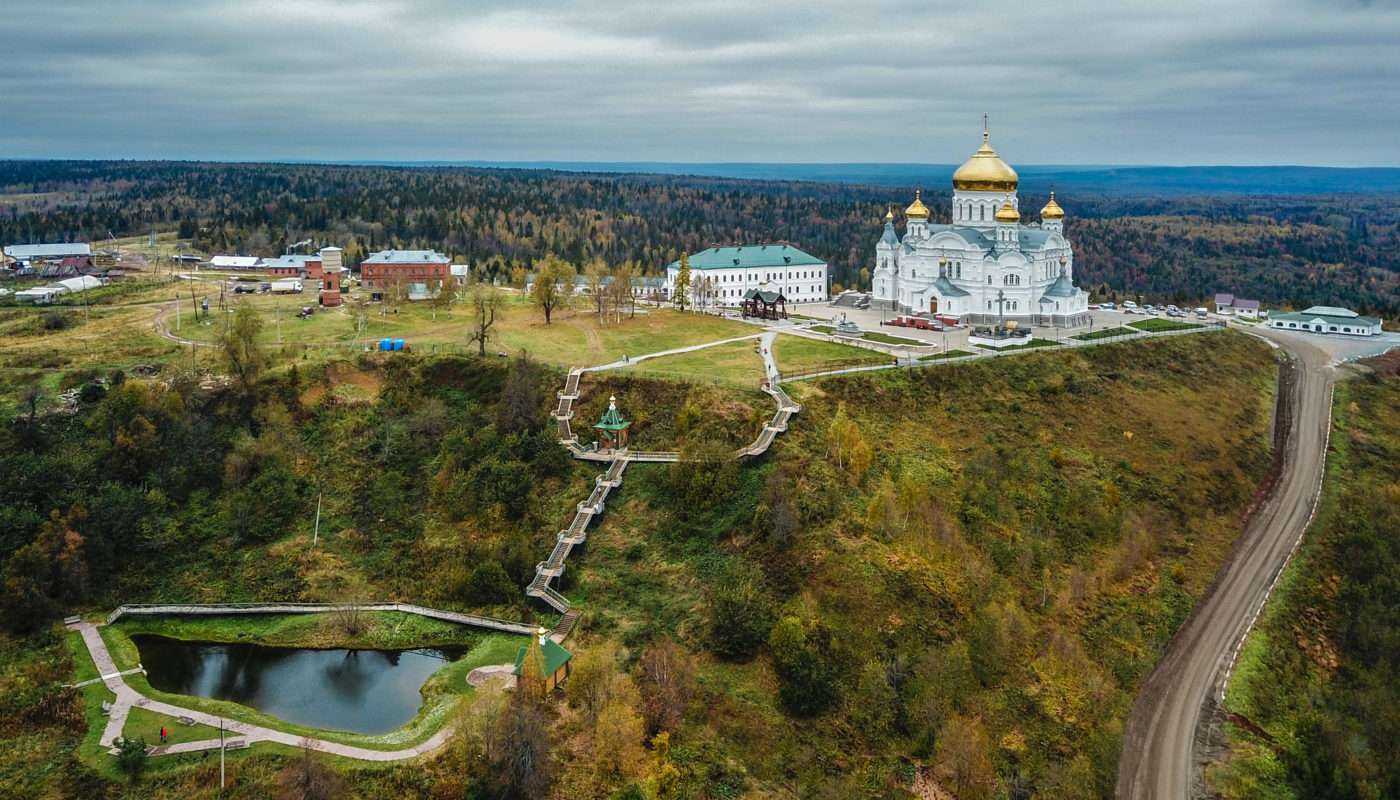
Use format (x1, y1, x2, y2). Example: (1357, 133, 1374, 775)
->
(669, 244, 824, 272)
(513, 638, 573, 677)
(595, 401, 630, 431)
(743, 288, 786, 303)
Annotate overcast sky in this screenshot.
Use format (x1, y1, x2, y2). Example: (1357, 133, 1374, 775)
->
(2, 0, 1397, 166)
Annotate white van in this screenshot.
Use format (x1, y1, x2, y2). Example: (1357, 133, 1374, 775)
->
(1122, 300, 1139, 309)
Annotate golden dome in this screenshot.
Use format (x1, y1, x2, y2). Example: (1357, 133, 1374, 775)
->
(952, 131, 1019, 192)
(994, 198, 1020, 223)
(884, 204, 894, 222)
(904, 190, 931, 220)
(1040, 191, 1064, 220)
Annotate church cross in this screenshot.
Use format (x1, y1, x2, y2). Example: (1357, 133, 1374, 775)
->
(996, 288, 1006, 322)
(983, 113, 989, 135)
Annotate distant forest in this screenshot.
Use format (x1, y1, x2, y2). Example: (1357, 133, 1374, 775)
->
(2, 160, 1397, 318)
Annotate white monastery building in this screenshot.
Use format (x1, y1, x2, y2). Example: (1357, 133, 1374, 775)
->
(872, 127, 1090, 327)
(1269, 306, 1382, 336)
(666, 244, 828, 308)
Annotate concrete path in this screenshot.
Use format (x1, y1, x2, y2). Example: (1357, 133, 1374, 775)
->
(581, 333, 764, 373)
(71, 621, 454, 761)
(759, 331, 779, 382)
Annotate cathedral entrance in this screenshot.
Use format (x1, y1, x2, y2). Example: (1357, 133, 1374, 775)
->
(929, 297, 938, 314)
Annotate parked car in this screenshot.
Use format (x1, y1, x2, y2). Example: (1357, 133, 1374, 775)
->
(1166, 304, 1180, 312)
(233, 284, 255, 294)
(1101, 302, 1117, 310)
(1088, 304, 1101, 310)
(1123, 300, 1139, 309)
(1122, 307, 1138, 315)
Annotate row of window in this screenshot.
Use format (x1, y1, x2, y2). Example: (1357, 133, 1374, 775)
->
(1273, 321, 1367, 334)
(711, 270, 823, 282)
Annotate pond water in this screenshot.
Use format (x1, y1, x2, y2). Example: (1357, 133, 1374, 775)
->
(132, 635, 467, 735)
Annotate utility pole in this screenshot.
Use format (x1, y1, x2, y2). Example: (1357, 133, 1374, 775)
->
(312, 491, 322, 548)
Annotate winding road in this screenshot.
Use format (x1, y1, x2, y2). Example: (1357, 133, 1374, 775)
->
(1115, 328, 1340, 799)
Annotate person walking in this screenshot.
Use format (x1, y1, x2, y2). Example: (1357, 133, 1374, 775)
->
(160, 726, 167, 744)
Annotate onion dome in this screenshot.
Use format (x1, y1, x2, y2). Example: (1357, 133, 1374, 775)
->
(952, 131, 1019, 192)
(994, 198, 1020, 223)
(1040, 191, 1065, 220)
(884, 204, 895, 222)
(905, 190, 931, 220)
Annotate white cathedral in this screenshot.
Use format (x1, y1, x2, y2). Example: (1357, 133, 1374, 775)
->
(872, 128, 1090, 327)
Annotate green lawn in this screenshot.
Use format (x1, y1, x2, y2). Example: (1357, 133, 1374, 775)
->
(1072, 326, 1134, 341)
(124, 707, 224, 746)
(1129, 318, 1203, 332)
(861, 330, 929, 346)
(616, 337, 765, 385)
(772, 333, 889, 375)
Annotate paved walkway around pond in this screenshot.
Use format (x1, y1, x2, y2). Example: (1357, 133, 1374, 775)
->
(69, 620, 455, 761)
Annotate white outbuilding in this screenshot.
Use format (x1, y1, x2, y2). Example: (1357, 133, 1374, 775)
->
(1268, 306, 1382, 336)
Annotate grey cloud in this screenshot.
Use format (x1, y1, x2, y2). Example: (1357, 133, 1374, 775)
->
(0, 0, 1395, 164)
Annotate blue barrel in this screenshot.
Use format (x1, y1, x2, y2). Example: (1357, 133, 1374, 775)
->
(379, 338, 391, 351)
(393, 339, 405, 351)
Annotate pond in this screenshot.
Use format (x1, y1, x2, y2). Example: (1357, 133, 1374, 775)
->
(132, 635, 467, 735)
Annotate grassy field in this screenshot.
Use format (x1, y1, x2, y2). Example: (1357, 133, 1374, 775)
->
(615, 337, 765, 385)
(771, 333, 889, 375)
(124, 707, 224, 747)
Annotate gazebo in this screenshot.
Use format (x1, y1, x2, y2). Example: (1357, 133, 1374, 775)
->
(741, 288, 788, 320)
(593, 395, 631, 450)
(513, 628, 574, 691)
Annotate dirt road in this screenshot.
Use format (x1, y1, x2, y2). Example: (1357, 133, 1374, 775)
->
(1115, 328, 1338, 799)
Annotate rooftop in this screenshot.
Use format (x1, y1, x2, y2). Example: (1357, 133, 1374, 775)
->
(513, 638, 573, 677)
(4, 243, 91, 259)
(669, 244, 824, 272)
(364, 249, 451, 264)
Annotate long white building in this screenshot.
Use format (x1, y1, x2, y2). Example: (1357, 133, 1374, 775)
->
(665, 244, 828, 308)
(872, 128, 1090, 327)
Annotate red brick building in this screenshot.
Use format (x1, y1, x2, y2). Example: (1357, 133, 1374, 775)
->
(362, 249, 450, 298)
(267, 254, 321, 280)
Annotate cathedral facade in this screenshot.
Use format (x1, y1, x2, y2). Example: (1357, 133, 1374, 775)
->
(872, 130, 1090, 327)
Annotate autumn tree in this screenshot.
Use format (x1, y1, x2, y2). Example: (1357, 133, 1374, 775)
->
(937, 714, 995, 800)
(430, 273, 458, 321)
(706, 562, 772, 661)
(673, 253, 691, 311)
(464, 282, 504, 357)
(278, 741, 344, 800)
(497, 354, 541, 435)
(594, 675, 646, 780)
(218, 302, 269, 391)
(636, 636, 696, 736)
(531, 254, 576, 324)
(610, 262, 638, 320)
(583, 258, 609, 322)
(489, 634, 552, 799)
(826, 402, 872, 480)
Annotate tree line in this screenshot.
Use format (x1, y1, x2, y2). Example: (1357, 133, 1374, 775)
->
(2, 160, 1397, 317)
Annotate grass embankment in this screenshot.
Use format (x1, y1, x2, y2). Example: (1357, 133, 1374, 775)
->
(919, 349, 975, 361)
(1213, 356, 1400, 798)
(124, 707, 224, 746)
(93, 613, 524, 752)
(564, 330, 1279, 797)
